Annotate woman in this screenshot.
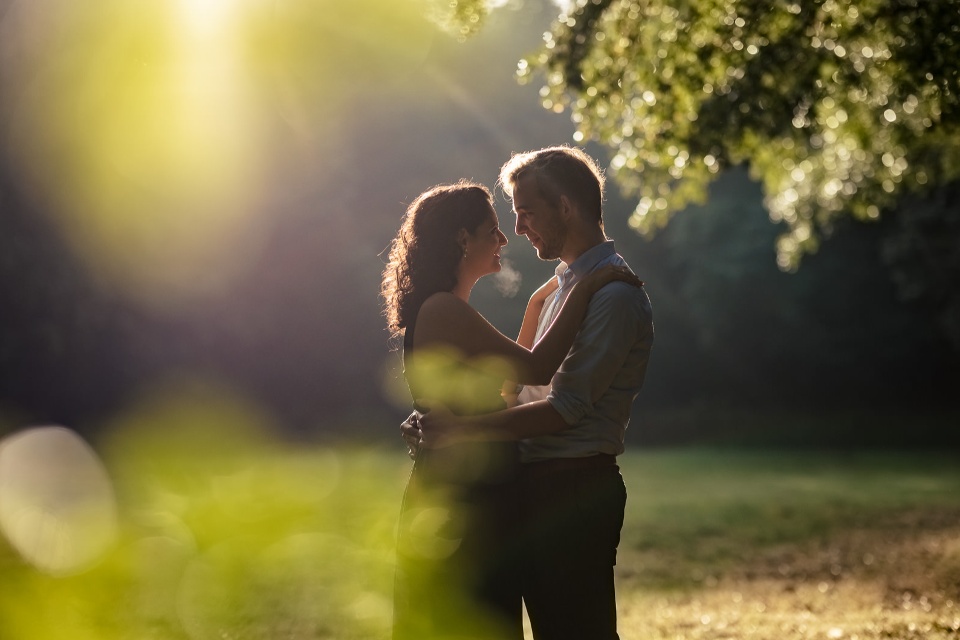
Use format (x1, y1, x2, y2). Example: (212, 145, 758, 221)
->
(381, 181, 636, 639)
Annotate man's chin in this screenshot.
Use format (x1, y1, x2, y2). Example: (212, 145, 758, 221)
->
(536, 248, 559, 261)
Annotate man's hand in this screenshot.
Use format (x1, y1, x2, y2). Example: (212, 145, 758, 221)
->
(417, 402, 468, 449)
(399, 411, 422, 460)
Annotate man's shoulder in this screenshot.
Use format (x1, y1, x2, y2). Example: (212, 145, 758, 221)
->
(593, 280, 651, 310)
(583, 285, 652, 341)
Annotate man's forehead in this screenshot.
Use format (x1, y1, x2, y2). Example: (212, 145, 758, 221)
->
(511, 173, 541, 209)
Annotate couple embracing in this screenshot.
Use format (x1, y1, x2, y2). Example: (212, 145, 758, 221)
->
(380, 146, 654, 639)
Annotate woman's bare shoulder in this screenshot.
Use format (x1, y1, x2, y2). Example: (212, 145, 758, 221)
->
(419, 291, 467, 314)
(414, 292, 489, 351)
(417, 292, 479, 327)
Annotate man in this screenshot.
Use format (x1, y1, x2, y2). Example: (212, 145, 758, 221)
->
(409, 145, 654, 639)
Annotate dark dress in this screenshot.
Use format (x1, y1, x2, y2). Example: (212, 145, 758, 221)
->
(393, 319, 522, 640)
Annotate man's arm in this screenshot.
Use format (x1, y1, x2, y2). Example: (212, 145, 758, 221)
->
(548, 283, 646, 423)
(417, 399, 569, 449)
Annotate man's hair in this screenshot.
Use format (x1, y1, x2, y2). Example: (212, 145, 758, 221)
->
(498, 145, 605, 224)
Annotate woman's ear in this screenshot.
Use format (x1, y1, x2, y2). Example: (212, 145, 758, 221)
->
(457, 228, 469, 253)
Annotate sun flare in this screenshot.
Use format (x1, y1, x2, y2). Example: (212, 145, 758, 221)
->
(179, 0, 237, 37)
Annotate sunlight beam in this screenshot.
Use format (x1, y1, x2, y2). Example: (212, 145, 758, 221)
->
(179, 0, 236, 37)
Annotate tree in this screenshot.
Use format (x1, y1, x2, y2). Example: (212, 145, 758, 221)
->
(880, 181, 960, 351)
(639, 169, 955, 408)
(448, 0, 960, 268)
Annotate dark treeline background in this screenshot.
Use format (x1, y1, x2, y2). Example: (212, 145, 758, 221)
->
(1, 3, 957, 448)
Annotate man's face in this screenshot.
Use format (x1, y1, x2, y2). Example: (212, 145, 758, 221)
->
(511, 173, 567, 261)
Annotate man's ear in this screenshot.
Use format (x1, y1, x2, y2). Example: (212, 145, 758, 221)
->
(558, 195, 575, 221)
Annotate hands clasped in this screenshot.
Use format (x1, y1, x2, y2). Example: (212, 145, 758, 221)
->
(399, 402, 464, 458)
(400, 411, 422, 459)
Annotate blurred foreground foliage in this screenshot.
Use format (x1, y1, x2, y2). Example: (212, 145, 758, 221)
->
(0, 390, 406, 639)
(2, 431, 959, 640)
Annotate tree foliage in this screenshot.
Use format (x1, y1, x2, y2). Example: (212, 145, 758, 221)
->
(453, 0, 960, 270)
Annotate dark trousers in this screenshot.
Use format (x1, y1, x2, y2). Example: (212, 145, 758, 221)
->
(516, 461, 627, 640)
(394, 445, 524, 640)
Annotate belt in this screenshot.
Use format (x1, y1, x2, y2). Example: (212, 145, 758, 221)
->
(520, 453, 617, 479)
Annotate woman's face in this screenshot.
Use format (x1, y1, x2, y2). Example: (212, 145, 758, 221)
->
(463, 207, 508, 280)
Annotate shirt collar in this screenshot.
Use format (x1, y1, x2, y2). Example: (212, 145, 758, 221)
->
(555, 240, 617, 287)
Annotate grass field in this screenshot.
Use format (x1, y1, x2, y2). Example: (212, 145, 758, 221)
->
(1, 434, 959, 639)
(614, 450, 960, 640)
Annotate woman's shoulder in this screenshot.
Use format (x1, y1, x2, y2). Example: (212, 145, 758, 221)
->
(414, 292, 488, 348)
(419, 291, 470, 317)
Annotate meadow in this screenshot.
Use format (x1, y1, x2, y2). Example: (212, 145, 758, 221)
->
(1, 428, 959, 640)
(614, 450, 960, 640)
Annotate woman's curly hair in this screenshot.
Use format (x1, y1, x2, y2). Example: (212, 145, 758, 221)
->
(381, 181, 494, 341)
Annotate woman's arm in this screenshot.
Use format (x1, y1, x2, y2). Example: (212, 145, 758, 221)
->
(518, 277, 558, 349)
(501, 277, 557, 405)
(414, 266, 639, 386)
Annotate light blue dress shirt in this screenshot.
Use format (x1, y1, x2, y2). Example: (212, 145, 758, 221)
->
(516, 241, 654, 463)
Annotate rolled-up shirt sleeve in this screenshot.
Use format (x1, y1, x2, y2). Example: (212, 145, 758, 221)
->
(547, 282, 644, 425)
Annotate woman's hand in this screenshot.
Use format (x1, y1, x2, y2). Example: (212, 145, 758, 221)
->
(529, 276, 560, 307)
(515, 275, 559, 356)
(580, 264, 644, 295)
